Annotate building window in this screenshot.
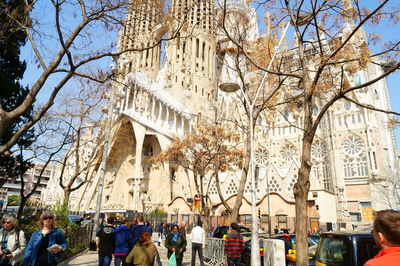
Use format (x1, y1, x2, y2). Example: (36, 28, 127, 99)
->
(342, 135, 368, 183)
(182, 214, 189, 223)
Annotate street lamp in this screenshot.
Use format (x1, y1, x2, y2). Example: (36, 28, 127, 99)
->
(218, 21, 290, 266)
(91, 55, 119, 242)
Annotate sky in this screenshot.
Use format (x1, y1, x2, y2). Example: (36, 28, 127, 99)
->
(19, 0, 400, 151)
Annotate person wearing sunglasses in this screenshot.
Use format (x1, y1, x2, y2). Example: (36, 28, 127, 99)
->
(22, 211, 67, 266)
(0, 214, 26, 265)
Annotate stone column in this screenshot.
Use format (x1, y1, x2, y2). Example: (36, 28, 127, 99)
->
(132, 122, 146, 212)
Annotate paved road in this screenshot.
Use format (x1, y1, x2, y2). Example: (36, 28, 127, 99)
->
(60, 235, 208, 266)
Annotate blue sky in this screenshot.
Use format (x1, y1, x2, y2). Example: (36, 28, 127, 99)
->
(20, 0, 399, 151)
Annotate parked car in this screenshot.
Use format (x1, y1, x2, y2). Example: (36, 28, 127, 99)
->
(314, 232, 378, 266)
(273, 234, 320, 265)
(67, 215, 81, 223)
(212, 225, 251, 238)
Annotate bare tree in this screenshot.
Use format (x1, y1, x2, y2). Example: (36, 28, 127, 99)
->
(216, 0, 400, 264)
(0, 0, 186, 155)
(150, 119, 243, 230)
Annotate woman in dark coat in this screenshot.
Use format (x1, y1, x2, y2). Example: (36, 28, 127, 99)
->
(165, 224, 187, 266)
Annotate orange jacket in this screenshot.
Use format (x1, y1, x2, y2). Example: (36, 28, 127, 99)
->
(364, 246, 400, 266)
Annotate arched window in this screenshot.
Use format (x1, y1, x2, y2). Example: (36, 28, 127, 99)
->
(341, 135, 368, 184)
(311, 139, 332, 191)
(280, 143, 297, 163)
(255, 147, 269, 167)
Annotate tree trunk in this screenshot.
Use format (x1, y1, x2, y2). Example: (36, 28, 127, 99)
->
(17, 197, 28, 219)
(215, 172, 232, 213)
(294, 135, 312, 266)
(64, 189, 71, 206)
(231, 130, 251, 223)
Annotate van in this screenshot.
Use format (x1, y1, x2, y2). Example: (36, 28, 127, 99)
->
(315, 232, 379, 266)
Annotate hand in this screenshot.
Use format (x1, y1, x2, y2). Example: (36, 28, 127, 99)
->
(49, 247, 63, 253)
(179, 249, 184, 253)
(6, 254, 13, 259)
(172, 248, 176, 252)
(0, 251, 3, 256)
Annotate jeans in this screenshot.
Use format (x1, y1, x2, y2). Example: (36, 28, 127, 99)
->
(114, 255, 127, 266)
(99, 255, 112, 266)
(191, 243, 204, 266)
(227, 257, 241, 266)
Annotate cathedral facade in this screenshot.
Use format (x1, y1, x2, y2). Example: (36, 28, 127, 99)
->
(50, 0, 397, 231)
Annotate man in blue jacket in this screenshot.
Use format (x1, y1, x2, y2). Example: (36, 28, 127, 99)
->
(131, 216, 151, 247)
(113, 217, 132, 266)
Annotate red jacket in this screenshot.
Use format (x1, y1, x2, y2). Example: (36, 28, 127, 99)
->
(364, 246, 400, 266)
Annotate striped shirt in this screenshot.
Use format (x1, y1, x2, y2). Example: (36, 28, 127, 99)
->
(224, 230, 245, 258)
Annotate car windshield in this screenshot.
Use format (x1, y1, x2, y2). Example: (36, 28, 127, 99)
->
(316, 236, 351, 266)
(213, 226, 228, 238)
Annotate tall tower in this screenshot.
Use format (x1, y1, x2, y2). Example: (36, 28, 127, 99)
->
(164, 0, 216, 113)
(119, 0, 164, 79)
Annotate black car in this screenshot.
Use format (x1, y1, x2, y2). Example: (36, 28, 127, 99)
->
(212, 225, 251, 238)
(315, 232, 379, 266)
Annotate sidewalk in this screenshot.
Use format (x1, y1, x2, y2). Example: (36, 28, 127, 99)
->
(60, 234, 208, 265)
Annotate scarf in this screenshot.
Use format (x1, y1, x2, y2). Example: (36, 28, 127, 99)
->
(0, 229, 9, 250)
(172, 232, 179, 242)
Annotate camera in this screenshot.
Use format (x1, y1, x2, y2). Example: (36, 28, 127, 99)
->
(1, 249, 11, 255)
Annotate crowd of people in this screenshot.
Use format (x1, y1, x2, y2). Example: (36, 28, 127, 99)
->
(0, 210, 398, 266)
(96, 216, 207, 266)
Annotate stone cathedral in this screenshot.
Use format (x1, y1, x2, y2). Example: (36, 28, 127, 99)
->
(43, 0, 398, 231)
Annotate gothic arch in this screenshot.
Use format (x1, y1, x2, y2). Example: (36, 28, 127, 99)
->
(341, 134, 368, 183)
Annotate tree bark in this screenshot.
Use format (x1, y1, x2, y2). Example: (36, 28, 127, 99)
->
(215, 172, 232, 213)
(64, 189, 71, 206)
(231, 131, 251, 223)
(294, 129, 313, 265)
(17, 197, 28, 219)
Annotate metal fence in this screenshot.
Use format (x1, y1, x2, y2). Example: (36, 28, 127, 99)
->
(204, 237, 226, 266)
(67, 222, 94, 250)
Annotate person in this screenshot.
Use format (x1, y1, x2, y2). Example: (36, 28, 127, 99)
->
(364, 210, 400, 266)
(224, 223, 244, 266)
(157, 223, 164, 247)
(96, 216, 115, 266)
(274, 226, 279, 235)
(23, 211, 67, 266)
(190, 220, 205, 266)
(113, 218, 132, 266)
(165, 224, 187, 266)
(179, 221, 187, 238)
(131, 216, 151, 248)
(162, 223, 170, 246)
(0, 214, 26, 266)
(208, 225, 215, 238)
(126, 232, 160, 266)
(281, 229, 292, 255)
(146, 221, 153, 236)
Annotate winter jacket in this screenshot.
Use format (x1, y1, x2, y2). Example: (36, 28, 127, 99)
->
(165, 232, 187, 259)
(22, 227, 67, 266)
(113, 225, 132, 256)
(224, 230, 245, 258)
(126, 242, 159, 266)
(131, 225, 151, 247)
(0, 228, 26, 265)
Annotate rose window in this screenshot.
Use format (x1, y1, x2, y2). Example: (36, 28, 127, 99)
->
(255, 147, 269, 166)
(280, 144, 297, 162)
(311, 140, 327, 160)
(342, 135, 364, 156)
